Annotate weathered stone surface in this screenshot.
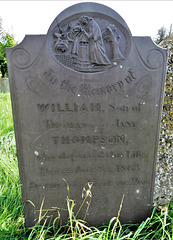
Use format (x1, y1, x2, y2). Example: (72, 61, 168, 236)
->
(154, 36, 173, 205)
(6, 2, 167, 227)
(0, 78, 9, 93)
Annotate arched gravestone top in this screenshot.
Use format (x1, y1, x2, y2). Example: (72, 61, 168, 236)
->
(6, 2, 167, 228)
(48, 2, 131, 31)
(48, 2, 132, 73)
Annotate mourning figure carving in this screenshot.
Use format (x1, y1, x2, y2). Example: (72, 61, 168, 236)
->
(105, 25, 125, 62)
(71, 16, 111, 66)
(52, 15, 126, 72)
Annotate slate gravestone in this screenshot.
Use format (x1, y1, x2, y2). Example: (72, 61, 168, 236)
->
(0, 78, 9, 93)
(6, 2, 167, 227)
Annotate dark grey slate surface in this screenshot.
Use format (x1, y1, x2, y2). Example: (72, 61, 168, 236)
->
(6, 2, 167, 227)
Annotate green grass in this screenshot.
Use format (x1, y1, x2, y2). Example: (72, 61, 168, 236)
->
(0, 93, 14, 136)
(0, 93, 173, 239)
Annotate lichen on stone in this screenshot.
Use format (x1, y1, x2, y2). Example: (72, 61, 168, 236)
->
(154, 36, 173, 205)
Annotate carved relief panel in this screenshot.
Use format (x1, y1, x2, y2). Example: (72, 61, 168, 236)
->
(49, 14, 131, 72)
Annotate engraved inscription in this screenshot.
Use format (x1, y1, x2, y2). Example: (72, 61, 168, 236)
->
(37, 103, 103, 113)
(45, 121, 90, 130)
(60, 80, 77, 94)
(51, 135, 128, 145)
(112, 119, 137, 128)
(29, 177, 148, 192)
(58, 68, 136, 96)
(38, 68, 136, 96)
(126, 150, 147, 158)
(39, 164, 140, 176)
(37, 102, 143, 114)
(44, 119, 137, 130)
(35, 149, 147, 162)
(109, 103, 142, 112)
(117, 178, 148, 186)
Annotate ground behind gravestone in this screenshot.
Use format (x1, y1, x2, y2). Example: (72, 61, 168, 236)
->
(0, 92, 173, 239)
